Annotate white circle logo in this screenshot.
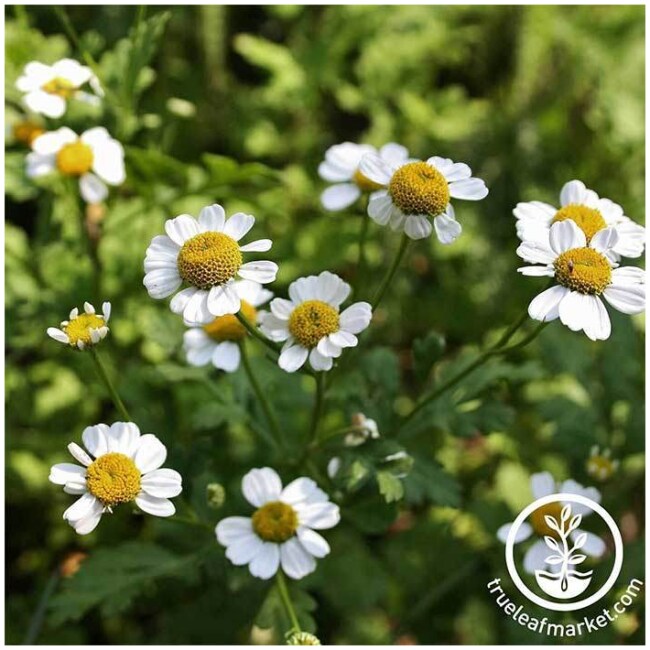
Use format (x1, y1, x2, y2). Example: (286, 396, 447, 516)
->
(505, 493, 623, 612)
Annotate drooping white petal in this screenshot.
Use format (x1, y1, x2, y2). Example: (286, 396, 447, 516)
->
(198, 204, 226, 232)
(278, 343, 309, 373)
(63, 492, 99, 522)
(225, 533, 264, 566)
(135, 493, 176, 517)
(558, 291, 597, 334)
(320, 183, 361, 211)
(280, 538, 317, 579)
(182, 289, 212, 325)
(367, 190, 395, 226)
(338, 302, 372, 334)
(249, 542, 280, 580)
(434, 212, 462, 245)
(297, 527, 331, 558)
(404, 214, 433, 240)
(90, 139, 125, 185)
(170, 287, 198, 315)
(207, 283, 241, 317)
(223, 212, 255, 241)
(242, 467, 283, 507)
(143, 268, 183, 300)
(531, 472, 556, 499)
(523, 539, 550, 574)
(309, 347, 334, 372)
(603, 283, 645, 315)
(164, 214, 201, 247)
(79, 173, 108, 203)
(69, 500, 104, 535)
(496, 522, 533, 544)
(527, 285, 568, 322)
(133, 434, 167, 473)
(140, 469, 183, 498)
(582, 296, 611, 341)
(185, 338, 215, 367)
(213, 341, 241, 372)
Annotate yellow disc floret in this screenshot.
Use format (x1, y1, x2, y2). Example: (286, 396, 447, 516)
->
(177, 232, 242, 290)
(86, 452, 141, 507)
(552, 204, 607, 242)
(203, 300, 257, 341)
(554, 248, 612, 295)
(288, 300, 340, 349)
(388, 161, 450, 216)
(13, 121, 45, 146)
(586, 455, 617, 482)
(63, 313, 106, 347)
(530, 502, 563, 538)
(41, 77, 77, 98)
(353, 168, 384, 192)
(252, 501, 298, 543)
(56, 141, 94, 176)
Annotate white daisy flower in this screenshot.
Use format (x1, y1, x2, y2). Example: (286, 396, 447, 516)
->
(260, 271, 372, 373)
(345, 412, 380, 446)
(514, 179, 645, 260)
(16, 59, 101, 118)
(497, 471, 606, 574)
(517, 220, 645, 341)
(586, 446, 619, 482)
(143, 204, 278, 326)
(318, 142, 410, 211)
(358, 153, 488, 242)
(183, 280, 272, 373)
(27, 127, 125, 203)
(216, 467, 340, 580)
(49, 421, 182, 535)
(47, 301, 111, 350)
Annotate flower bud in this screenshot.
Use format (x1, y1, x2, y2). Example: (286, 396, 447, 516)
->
(206, 483, 226, 509)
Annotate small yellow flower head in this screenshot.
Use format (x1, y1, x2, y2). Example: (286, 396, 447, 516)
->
(12, 120, 45, 146)
(47, 301, 111, 350)
(552, 204, 607, 243)
(56, 140, 94, 176)
(586, 446, 619, 482)
(530, 502, 563, 538)
(389, 161, 450, 217)
(288, 300, 340, 349)
(252, 501, 299, 543)
(286, 632, 321, 645)
(86, 452, 141, 507)
(203, 300, 257, 342)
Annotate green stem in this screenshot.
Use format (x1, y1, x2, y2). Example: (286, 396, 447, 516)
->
(235, 311, 281, 355)
(308, 372, 326, 445)
(371, 232, 410, 309)
(239, 342, 285, 450)
(89, 348, 131, 421)
(354, 208, 370, 295)
(23, 569, 60, 644)
(399, 320, 547, 430)
(276, 571, 301, 634)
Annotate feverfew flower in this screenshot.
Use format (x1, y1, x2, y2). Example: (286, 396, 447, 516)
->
(27, 127, 125, 203)
(216, 467, 340, 580)
(515, 180, 645, 260)
(518, 220, 645, 341)
(497, 472, 605, 574)
(260, 271, 372, 372)
(49, 422, 182, 535)
(144, 204, 278, 326)
(319, 142, 409, 211)
(345, 413, 380, 447)
(586, 446, 619, 482)
(183, 280, 272, 372)
(358, 153, 488, 242)
(16, 59, 101, 118)
(47, 301, 111, 350)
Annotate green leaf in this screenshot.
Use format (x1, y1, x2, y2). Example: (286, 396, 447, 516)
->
(412, 331, 446, 382)
(376, 470, 404, 503)
(255, 582, 317, 637)
(403, 455, 461, 507)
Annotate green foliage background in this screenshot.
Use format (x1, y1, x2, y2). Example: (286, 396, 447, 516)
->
(5, 5, 645, 645)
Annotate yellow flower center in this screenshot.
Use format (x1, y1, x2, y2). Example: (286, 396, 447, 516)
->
(552, 204, 607, 242)
(203, 300, 257, 341)
(13, 121, 45, 146)
(586, 455, 616, 481)
(85, 452, 141, 507)
(56, 141, 94, 176)
(63, 313, 106, 347)
(41, 76, 77, 98)
(530, 502, 563, 538)
(252, 501, 298, 543)
(388, 161, 450, 216)
(177, 232, 242, 290)
(554, 247, 612, 295)
(353, 168, 384, 192)
(288, 300, 340, 349)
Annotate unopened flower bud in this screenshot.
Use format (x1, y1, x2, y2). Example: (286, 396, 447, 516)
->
(206, 483, 226, 509)
(59, 551, 87, 578)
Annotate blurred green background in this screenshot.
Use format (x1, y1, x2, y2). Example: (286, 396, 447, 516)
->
(5, 5, 645, 645)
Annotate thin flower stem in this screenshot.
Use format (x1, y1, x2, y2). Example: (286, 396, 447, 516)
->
(239, 342, 285, 451)
(371, 232, 410, 309)
(308, 372, 326, 445)
(89, 348, 131, 421)
(276, 570, 301, 634)
(235, 311, 281, 354)
(23, 569, 60, 644)
(399, 320, 548, 430)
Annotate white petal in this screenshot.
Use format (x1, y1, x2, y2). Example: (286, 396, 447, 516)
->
(79, 173, 108, 204)
(367, 190, 395, 226)
(582, 295, 611, 341)
(185, 339, 214, 367)
(49, 463, 86, 486)
(236, 279, 272, 305)
(549, 220, 586, 255)
(328, 330, 357, 348)
(239, 239, 272, 252)
(315, 271, 350, 306)
(213, 341, 241, 372)
(80, 127, 110, 147)
(198, 204, 226, 232)
(448, 177, 488, 200)
(560, 180, 590, 207)
(516, 241, 556, 265)
(133, 434, 167, 473)
(25, 91, 66, 118)
(242, 467, 283, 507)
(339, 302, 372, 334)
(143, 268, 182, 300)
(216, 516, 253, 545)
(434, 212, 462, 244)
(611, 266, 645, 286)
(318, 160, 353, 182)
(32, 127, 77, 155)
(558, 292, 597, 334)
(517, 265, 554, 277)
(237, 261, 278, 284)
(281, 477, 328, 506)
(259, 313, 291, 341)
(67, 442, 92, 466)
(249, 542, 280, 580)
(47, 327, 69, 344)
(26, 152, 55, 178)
(278, 344, 309, 373)
(513, 201, 556, 223)
(102, 302, 111, 321)
(270, 298, 295, 320)
(404, 215, 433, 240)
(429, 158, 471, 182)
(182, 289, 213, 326)
(590, 227, 619, 254)
(309, 347, 334, 372)
(135, 493, 175, 517)
(17, 62, 53, 90)
(379, 142, 409, 165)
(225, 533, 264, 566)
(223, 212, 255, 241)
(297, 527, 330, 558)
(358, 153, 392, 185)
(63, 492, 99, 522)
(297, 502, 340, 530)
(531, 471, 556, 499)
(207, 283, 241, 317)
(69, 500, 104, 535)
(52, 58, 93, 86)
(82, 424, 110, 458)
(107, 422, 141, 456)
(164, 214, 200, 246)
(603, 284, 645, 315)
(141, 469, 183, 498)
(90, 139, 125, 185)
(571, 529, 606, 557)
(496, 522, 532, 544)
(523, 539, 550, 574)
(527, 285, 568, 322)
(320, 183, 360, 211)
(170, 287, 199, 315)
(559, 479, 601, 511)
(280, 538, 317, 580)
